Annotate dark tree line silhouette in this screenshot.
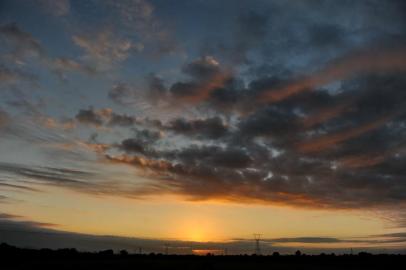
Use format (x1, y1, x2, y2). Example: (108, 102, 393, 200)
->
(1, 243, 405, 269)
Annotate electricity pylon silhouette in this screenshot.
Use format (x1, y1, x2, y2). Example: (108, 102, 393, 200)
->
(253, 234, 262, 255)
(165, 243, 169, 255)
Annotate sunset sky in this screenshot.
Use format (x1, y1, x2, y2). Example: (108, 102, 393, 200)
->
(1, 0, 406, 254)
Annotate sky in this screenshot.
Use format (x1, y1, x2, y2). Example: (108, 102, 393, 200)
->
(1, 0, 406, 254)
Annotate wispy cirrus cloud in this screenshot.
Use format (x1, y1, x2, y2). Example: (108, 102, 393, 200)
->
(72, 30, 141, 71)
(0, 22, 96, 82)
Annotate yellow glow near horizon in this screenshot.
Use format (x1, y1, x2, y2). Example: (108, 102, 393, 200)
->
(1, 184, 396, 248)
(186, 227, 207, 242)
(183, 221, 212, 242)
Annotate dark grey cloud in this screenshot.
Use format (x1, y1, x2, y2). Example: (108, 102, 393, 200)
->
(174, 145, 253, 169)
(166, 55, 230, 103)
(237, 105, 300, 139)
(99, 70, 406, 211)
(108, 113, 137, 127)
(239, 234, 406, 245)
(118, 138, 148, 155)
(169, 81, 198, 98)
(182, 56, 221, 80)
(0, 213, 21, 219)
(145, 73, 167, 103)
(166, 117, 228, 139)
(106, 56, 229, 108)
(268, 237, 342, 244)
(108, 83, 134, 105)
(116, 128, 163, 155)
(132, 128, 162, 143)
(75, 107, 139, 127)
(75, 108, 104, 126)
(0, 214, 56, 231)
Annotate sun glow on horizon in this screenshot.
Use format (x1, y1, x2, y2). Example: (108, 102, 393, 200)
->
(181, 221, 215, 242)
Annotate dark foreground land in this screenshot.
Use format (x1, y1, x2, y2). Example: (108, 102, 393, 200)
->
(1, 243, 405, 270)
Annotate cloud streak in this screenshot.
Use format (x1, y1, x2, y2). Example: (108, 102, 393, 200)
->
(259, 47, 406, 103)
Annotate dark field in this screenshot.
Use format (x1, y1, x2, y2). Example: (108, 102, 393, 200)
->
(1, 243, 405, 270)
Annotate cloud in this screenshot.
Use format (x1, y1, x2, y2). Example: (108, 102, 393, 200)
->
(267, 237, 342, 244)
(145, 73, 167, 103)
(75, 107, 138, 127)
(165, 117, 229, 140)
(239, 234, 406, 245)
(51, 57, 96, 79)
(297, 114, 394, 153)
(0, 162, 94, 188)
(83, 69, 406, 212)
(0, 22, 45, 60)
(0, 23, 95, 81)
(107, 56, 231, 109)
(108, 83, 135, 105)
(259, 47, 406, 103)
(0, 213, 21, 219)
(168, 56, 232, 105)
(0, 160, 149, 199)
(72, 30, 140, 71)
(0, 182, 40, 192)
(75, 108, 104, 126)
(182, 56, 221, 80)
(103, 0, 178, 57)
(108, 113, 138, 127)
(108, 75, 168, 106)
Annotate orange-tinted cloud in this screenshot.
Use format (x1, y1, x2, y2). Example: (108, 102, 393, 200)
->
(176, 71, 232, 105)
(302, 101, 353, 128)
(337, 154, 387, 169)
(259, 47, 406, 103)
(337, 143, 406, 169)
(105, 154, 172, 172)
(297, 114, 393, 153)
